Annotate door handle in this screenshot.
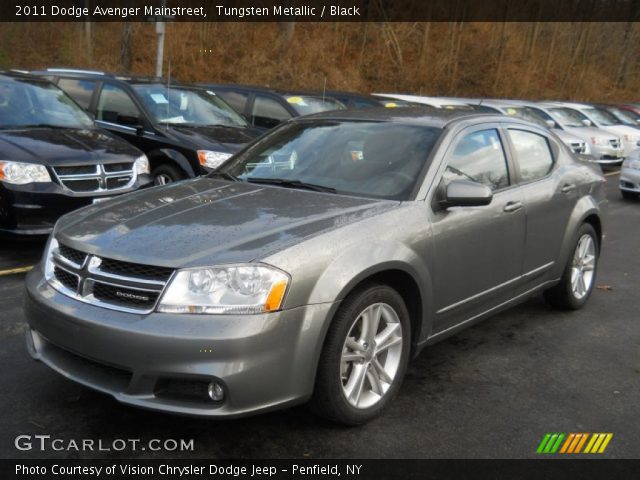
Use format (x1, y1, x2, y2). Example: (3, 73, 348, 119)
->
(561, 183, 576, 194)
(503, 201, 523, 213)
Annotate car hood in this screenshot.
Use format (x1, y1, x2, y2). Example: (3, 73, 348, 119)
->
(55, 178, 397, 268)
(163, 124, 262, 153)
(553, 129, 586, 144)
(0, 127, 142, 165)
(563, 126, 619, 141)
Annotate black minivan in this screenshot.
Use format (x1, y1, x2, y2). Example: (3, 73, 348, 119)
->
(0, 72, 150, 235)
(35, 69, 263, 184)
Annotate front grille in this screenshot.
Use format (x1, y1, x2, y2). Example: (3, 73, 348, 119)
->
(93, 283, 160, 310)
(55, 165, 96, 175)
(100, 258, 174, 282)
(50, 242, 173, 313)
(54, 266, 79, 291)
(609, 139, 621, 149)
(570, 142, 586, 154)
(53, 163, 134, 194)
(58, 244, 87, 266)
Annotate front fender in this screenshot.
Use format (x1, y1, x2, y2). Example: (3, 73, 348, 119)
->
(307, 241, 434, 343)
(552, 194, 603, 279)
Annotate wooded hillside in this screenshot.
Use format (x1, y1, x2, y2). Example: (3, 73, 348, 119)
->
(1, 22, 638, 101)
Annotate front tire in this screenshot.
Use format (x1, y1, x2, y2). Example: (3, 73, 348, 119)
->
(152, 164, 185, 185)
(311, 284, 411, 425)
(544, 223, 599, 310)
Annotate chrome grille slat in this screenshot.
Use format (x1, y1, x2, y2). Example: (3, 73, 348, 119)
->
(50, 243, 173, 313)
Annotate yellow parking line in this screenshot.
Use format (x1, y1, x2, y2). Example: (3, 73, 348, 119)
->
(604, 170, 620, 177)
(0, 266, 34, 277)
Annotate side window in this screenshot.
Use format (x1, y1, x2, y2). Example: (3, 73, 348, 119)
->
(96, 83, 141, 125)
(442, 129, 510, 191)
(57, 78, 97, 110)
(251, 95, 292, 129)
(217, 90, 248, 114)
(508, 129, 554, 182)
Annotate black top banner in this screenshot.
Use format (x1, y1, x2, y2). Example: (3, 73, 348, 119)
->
(2, 0, 640, 22)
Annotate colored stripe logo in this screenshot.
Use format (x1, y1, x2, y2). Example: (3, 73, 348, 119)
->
(537, 433, 613, 454)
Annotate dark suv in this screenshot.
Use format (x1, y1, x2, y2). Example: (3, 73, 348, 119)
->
(34, 69, 263, 184)
(199, 84, 346, 130)
(0, 72, 150, 235)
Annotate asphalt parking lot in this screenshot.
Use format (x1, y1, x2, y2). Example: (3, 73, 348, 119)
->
(1, 170, 638, 460)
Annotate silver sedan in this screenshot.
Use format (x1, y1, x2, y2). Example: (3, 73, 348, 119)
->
(25, 109, 607, 425)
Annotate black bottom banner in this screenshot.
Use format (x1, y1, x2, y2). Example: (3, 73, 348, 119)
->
(3, 459, 640, 480)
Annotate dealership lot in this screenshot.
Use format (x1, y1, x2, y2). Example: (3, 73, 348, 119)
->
(1, 171, 638, 459)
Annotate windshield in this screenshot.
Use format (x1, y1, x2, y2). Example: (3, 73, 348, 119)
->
(221, 121, 441, 200)
(133, 84, 247, 126)
(284, 96, 345, 115)
(0, 78, 94, 129)
(507, 106, 557, 128)
(583, 107, 621, 127)
(607, 107, 640, 125)
(549, 107, 591, 128)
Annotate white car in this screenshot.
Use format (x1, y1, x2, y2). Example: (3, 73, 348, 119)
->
(551, 102, 640, 158)
(620, 151, 640, 199)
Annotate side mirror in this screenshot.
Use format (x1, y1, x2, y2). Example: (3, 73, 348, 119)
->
(443, 180, 493, 208)
(581, 119, 592, 127)
(545, 120, 556, 129)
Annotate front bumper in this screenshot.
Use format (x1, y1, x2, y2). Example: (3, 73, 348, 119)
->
(24, 266, 334, 417)
(0, 175, 152, 235)
(620, 167, 640, 193)
(588, 145, 625, 165)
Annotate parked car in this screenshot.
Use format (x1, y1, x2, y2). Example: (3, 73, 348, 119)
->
(372, 93, 492, 111)
(551, 102, 640, 158)
(532, 102, 624, 166)
(308, 90, 417, 109)
(25, 109, 606, 424)
(615, 103, 640, 118)
(198, 84, 346, 130)
(0, 72, 150, 235)
(467, 99, 592, 156)
(33, 69, 263, 184)
(620, 151, 640, 199)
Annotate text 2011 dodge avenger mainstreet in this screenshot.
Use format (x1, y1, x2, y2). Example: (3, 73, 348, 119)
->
(24, 109, 606, 425)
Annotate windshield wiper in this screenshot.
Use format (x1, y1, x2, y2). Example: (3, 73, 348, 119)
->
(18, 124, 80, 129)
(208, 171, 239, 182)
(247, 178, 337, 194)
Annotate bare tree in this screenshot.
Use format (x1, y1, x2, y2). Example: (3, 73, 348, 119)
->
(120, 23, 133, 73)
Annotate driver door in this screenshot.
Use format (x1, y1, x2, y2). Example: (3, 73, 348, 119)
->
(429, 126, 526, 331)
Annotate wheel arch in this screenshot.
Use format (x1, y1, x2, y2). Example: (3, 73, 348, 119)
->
(147, 149, 197, 178)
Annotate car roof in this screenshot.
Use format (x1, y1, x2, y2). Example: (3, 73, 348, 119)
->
(200, 83, 340, 100)
(31, 68, 209, 89)
(0, 70, 55, 84)
(294, 106, 530, 129)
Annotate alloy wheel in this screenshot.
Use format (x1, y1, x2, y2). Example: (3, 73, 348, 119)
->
(570, 234, 596, 299)
(340, 303, 403, 409)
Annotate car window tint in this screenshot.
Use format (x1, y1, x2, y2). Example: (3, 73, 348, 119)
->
(96, 83, 140, 124)
(509, 129, 554, 182)
(443, 129, 509, 191)
(251, 95, 292, 128)
(217, 90, 248, 113)
(57, 78, 97, 110)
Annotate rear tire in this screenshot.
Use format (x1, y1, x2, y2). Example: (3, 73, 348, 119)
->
(152, 164, 185, 185)
(544, 223, 599, 310)
(310, 284, 411, 425)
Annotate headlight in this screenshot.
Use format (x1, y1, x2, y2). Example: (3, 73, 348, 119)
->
(133, 155, 150, 175)
(0, 161, 51, 184)
(198, 150, 232, 170)
(157, 264, 290, 314)
(622, 158, 640, 170)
